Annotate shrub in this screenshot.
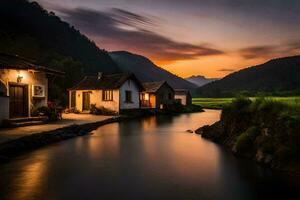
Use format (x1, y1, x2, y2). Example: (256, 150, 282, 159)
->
(90, 104, 117, 115)
(31, 106, 60, 121)
(275, 145, 297, 162)
(235, 126, 259, 153)
(259, 136, 274, 154)
(221, 96, 252, 120)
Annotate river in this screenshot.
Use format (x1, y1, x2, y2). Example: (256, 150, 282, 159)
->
(0, 109, 298, 200)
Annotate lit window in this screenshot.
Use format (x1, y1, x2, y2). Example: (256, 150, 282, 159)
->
(103, 90, 113, 101)
(144, 93, 149, 100)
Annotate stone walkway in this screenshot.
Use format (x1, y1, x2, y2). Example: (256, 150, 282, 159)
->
(0, 114, 113, 144)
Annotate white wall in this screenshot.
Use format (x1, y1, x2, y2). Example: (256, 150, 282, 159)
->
(73, 89, 120, 113)
(0, 96, 9, 125)
(119, 79, 140, 110)
(175, 94, 187, 106)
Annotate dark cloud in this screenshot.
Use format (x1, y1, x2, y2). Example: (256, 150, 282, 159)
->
(218, 68, 235, 72)
(111, 8, 154, 26)
(59, 7, 224, 62)
(287, 40, 300, 52)
(238, 45, 279, 59)
(238, 41, 300, 60)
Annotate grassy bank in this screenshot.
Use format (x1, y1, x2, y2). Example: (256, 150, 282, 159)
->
(193, 96, 300, 109)
(196, 97, 300, 174)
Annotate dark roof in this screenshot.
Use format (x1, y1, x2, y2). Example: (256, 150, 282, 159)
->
(142, 81, 166, 93)
(0, 53, 64, 75)
(69, 73, 143, 90)
(142, 81, 175, 93)
(175, 89, 191, 95)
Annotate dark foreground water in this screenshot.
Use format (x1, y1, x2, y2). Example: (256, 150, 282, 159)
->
(0, 110, 299, 200)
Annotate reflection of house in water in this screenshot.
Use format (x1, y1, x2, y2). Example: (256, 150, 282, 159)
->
(140, 81, 175, 110)
(0, 53, 63, 126)
(142, 116, 157, 132)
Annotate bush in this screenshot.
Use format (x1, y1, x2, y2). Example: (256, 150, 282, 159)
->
(275, 145, 297, 162)
(90, 104, 117, 115)
(258, 136, 274, 154)
(221, 96, 252, 120)
(31, 106, 60, 121)
(235, 126, 259, 153)
(184, 104, 203, 113)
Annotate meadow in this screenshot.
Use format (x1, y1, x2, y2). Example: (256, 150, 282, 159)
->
(192, 97, 300, 109)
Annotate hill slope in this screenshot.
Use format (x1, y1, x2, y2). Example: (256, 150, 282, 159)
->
(109, 51, 197, 90)
(186, 75, 219, 87)
(0, 0, 119, 74)
(196, 55, 300, 97)
(0, 0, 120, 104)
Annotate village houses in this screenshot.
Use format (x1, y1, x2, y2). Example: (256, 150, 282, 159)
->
(0, 53, 192, 127)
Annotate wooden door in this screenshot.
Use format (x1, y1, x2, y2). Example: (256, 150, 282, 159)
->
(9, 84, 28, 118)
(82, 92, 90, 111)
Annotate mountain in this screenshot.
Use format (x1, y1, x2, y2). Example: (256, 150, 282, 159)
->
(109, 51, 197, 90)
(0, 0, 120, 104)
(185, 75, 219, 87)
(196, 55, 300, 97)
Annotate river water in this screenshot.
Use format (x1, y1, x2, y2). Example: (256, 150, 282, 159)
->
(0, 110, 299, 200)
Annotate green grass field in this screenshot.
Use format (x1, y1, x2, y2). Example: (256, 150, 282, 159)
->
(192, 97, 300, 109)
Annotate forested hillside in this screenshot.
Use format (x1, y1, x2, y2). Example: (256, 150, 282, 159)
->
(0, 0, 120, 104)
(196, 55, 300, 97)
(110, 51, 197, 90)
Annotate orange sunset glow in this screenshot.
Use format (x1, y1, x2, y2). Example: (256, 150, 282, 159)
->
(36, 0, 300, 78)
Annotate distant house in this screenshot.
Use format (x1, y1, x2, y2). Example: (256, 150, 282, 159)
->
(0, 53, 63, 124)
(175, 89, 192, 106)
(140, 81, 175, 109)
(68, 73, 143, 114)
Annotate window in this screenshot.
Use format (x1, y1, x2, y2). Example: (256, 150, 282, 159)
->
(168, 93, 172, 100)
(103, 90, 113, 101)
(125, 90, 132, 103)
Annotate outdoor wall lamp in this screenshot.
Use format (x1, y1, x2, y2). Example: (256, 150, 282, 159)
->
(17, 71, 23, 83)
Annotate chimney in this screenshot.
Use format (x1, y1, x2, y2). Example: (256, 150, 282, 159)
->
(97, 72, 103, 80)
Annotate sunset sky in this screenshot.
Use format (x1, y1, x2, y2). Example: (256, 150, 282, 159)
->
(36, 0, 300, 78)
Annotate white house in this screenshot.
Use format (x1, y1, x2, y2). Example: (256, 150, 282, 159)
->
(68, 73, 144, 114)
(0, 53, 63, 125)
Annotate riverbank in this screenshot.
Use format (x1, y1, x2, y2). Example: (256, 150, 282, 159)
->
(0, 116, 128, 163)
(195, 97, 300, 176)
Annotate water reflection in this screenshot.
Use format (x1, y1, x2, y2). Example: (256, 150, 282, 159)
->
(1, 152, 49, 200)
(0, 110, 298, 200)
